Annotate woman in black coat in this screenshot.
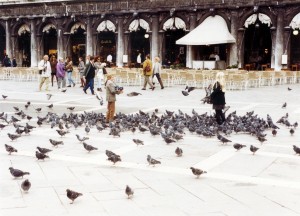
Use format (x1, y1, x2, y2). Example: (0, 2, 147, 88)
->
(210, 72, 226, 125)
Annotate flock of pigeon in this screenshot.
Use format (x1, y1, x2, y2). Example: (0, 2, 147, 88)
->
(1, 86, 300, 204)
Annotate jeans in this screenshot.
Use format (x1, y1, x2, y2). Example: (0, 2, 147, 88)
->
(84, 78, 94, 94)
(67, 71, 75, 85)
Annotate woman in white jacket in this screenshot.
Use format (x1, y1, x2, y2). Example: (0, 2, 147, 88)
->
(38, 55, 52, 91)
(95, 57, 106, 92)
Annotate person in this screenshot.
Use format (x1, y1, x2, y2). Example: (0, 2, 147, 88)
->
(210, 72, 226, 125)
(214, 53, 220, 61)
(142, 54, 155, 91)
(105, 75, 122, 123)
(209, 53, 215, 60)
(94, 57, 104, 92)
(56, 57, 66, 90)
(107, 54, 112, 63)
(50, 55, 58, 87)
(152, 57, 164, 89)
(38, 55, 51, 91)
(78, 57, 86, 87)
(12, 57, 17, 67)
(3, 55, 11, 67)
(136, 53, 142, 68)
(65, 57, 75, 87)
(83, 56, 96, 95)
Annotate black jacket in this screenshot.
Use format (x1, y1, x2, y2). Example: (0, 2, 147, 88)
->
(210, 82, 225, 106)
(84, 62, 96, 79)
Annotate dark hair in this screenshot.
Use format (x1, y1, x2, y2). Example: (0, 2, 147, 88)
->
(146, 54, 150, 59)
(90, 56, 94, 61)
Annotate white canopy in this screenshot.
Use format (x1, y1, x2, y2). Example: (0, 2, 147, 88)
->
(97, 20, 116, 32)
(42, 23, 56, 33)
(176, 15, 236, 46)
(244, 13, 272, 28)
(290, 13, 300, 29)
(129, 19, 150, 32)
(18, 24, 30, 36)
(70, 22, 86, 34)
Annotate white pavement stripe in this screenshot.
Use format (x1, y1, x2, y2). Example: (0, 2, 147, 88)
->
(2, 150, 300, 190)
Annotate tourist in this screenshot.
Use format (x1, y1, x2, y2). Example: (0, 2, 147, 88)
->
(78, 57, 85, 87)
(12, 57, 17, 67)
(65, 57, 75, 87)
(56, 57, 66, 90)
(152, 57, 164, 89)
(136, 53, 142, 68)
(105, 75, 122, 123)
(94, 57, 104, 92)
(142, 54, 155, 91)
(83, 56, 96, 95)
(3, 55, 11, 67)
(38, 55, 51, 91)
(210, 72, 226, 125)
(50, 55, 58, 87)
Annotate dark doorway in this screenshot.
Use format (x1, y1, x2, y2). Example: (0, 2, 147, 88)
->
(244, 21, 272, 70)
(70, 26, 86, 65)
(164, 29, 186, 67)
(130, 28, 150, 66)
(18, 31, 31, 67)
(0, 25, 5, 62)
(290, 32, 300, 65)
(43, 27, 57, 57)
(97, 31, 116, 63)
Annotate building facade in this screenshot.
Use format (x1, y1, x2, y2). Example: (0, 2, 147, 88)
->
(0, 0, 300, 70)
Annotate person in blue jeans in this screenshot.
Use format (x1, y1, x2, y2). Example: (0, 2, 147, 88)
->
(83, 56, 96, 95)
(65, 57, 75, 87)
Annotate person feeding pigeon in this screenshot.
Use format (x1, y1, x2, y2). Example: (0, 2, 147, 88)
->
(210, 72, 227, 125)
(105, 75, 123, 123)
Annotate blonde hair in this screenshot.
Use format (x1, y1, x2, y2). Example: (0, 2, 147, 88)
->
(215, 72, 226, 92)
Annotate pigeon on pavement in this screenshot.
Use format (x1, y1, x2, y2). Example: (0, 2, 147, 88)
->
(190, 167, 207, 178)
(9, 167, 30, 178)
(21, 179, 31, 192)
(125, 185, 134, 199)
(66, 189, 82, 204)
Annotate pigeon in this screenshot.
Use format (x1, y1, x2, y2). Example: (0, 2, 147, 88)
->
(181, 91, 189, 96)
(56, 129, 69, 137)
(290, 128, 295, 136)
(21, 179, 31, 192)
(2, 95, 7, 99)
(127, 92, 142, 97)
(132, 139, 144, 146)
(233, 143, 246, 151)
(25, 104, 29, 109)
(138, 125, 148, 133)
(37, 146, 52, 154)
(47, 104, 53, 109)
(108, 154, 121, 165)
(250, 145, 259, 155)
(46, 93, 52, 100)
(0, 123, 7, 130)
(282, 102, 287, 108)
(288, 87, 292, 91)
(147, 155, 161, 166)
(5, 144, 17, 155)
(26, 123, 36, 130)
(35, 108, 42, 112)
(175, 147, 183, 157)
(66, 189, 82, 204)
(76, 134, 89, 143)
(49, 139, 64, 147)
(185, 86, 196, 92)
(85, 125, 90, 134)
(26, 115, 32, 121)
(293, 145, 300, 155)
(13, 106, 19, 111)
(9, 167, 30, 178)
(61, 89, 67, 93)
(95, 93, 104, 105)
(164, 137, 176, 144)
(258, 136, 267, 144)
(125, 185, 134, 199)
(217, 134, 232, 145)
(154, 108, 158, 113)
(67, 107, 75, 111)
(272, 129, 277, 136)
(7, 133, 21, 141)
(83, 142, 98, 152)
(190, 167, 207, 178)
(35, 151, 49, 160)
(293, 122, 298, 128)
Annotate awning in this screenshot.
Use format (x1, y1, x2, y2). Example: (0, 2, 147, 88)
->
(176, 15, 236, 46)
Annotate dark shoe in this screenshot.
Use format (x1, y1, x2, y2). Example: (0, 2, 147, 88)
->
(161, 87, 164, 89)
(152, 87, 155, 91)
(92, 93, 95, 95)
(152, 82, 155, 85)
(67, 85, 71, 87)
(97, 88, 100, 91)
(141, 88, 146, 90)
(73, 83, 75, 87)
(83, 89, 87, 94)
(99, 88, 102, 92)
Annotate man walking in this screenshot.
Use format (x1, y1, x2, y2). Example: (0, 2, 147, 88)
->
(83, 56, 96, 95)
(38, 55, 51, 91)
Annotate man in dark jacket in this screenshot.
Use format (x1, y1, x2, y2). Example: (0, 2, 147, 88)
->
(83, 56, 96, 95)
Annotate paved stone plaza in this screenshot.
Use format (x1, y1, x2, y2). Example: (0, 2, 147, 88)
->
(1, 80, 300, 216)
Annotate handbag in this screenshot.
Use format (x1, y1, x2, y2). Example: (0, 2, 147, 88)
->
(39, 70, 42, 75)
(102, 67, 107, 75)
(143, 64, 151, 75)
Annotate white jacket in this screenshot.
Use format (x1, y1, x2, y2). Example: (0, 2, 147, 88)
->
(38, 60, 51, 77)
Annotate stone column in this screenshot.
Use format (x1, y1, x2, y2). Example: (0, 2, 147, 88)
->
(151, 14, 159, 61)
(229, 11, 238, 67)
(116, 16, 124, 67)
(237, 29, 245, 68)
(86, 16, 93, 56)
(274, 10, 284, 71)
(56, 19, 64, 59)
(30, 19, 38, 67)
(186, 13, 197, 68)
(283, 29, 291, 67)
(159, 31, 165, 62)
(271, 30, 276, 68)
(124, 31, 130, 65)
(5, 20, 12, 58)
(92, 33, 97, 56)
(36, 34, 43, 59)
